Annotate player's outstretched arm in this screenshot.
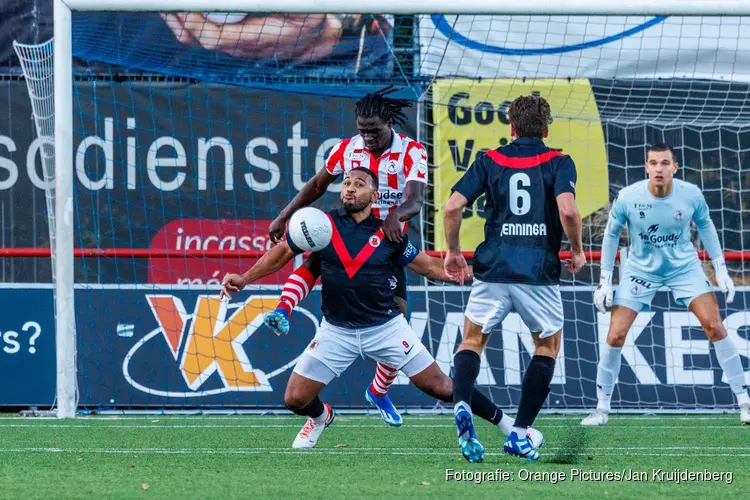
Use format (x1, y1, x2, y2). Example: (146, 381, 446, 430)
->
(557, 192, 586, 273)
(268, 169, 338, 243)
(443, 191, 471, 284)
(693, 191, 735, 303)
(407, 252, 467, 284)
(220, 242, 297, 300)
(383, 180, 426, 243)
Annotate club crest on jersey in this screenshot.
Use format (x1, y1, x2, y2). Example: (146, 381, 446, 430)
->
(386, 160, 399, 174)
(673, 209, 684, 221)
(369, 235, 382, 248)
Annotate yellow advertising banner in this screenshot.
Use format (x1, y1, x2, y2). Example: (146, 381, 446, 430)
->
(433, 79, 609, 251)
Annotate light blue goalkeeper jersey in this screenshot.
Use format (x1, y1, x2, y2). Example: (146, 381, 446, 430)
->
(601, 179, 723, 280)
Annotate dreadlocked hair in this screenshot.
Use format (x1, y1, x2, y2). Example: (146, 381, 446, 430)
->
(355, 85, 412, 128)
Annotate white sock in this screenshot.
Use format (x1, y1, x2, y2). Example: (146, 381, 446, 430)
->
(596, 343, 622, 412)
(498, 412, 514, 436)
(454, 401, 471, 415)
(713, 337, 750, 406)
(512, 426, 527, 437)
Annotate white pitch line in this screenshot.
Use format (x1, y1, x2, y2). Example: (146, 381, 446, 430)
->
(0, 424, 743, 430)
(0, 415, 739, 421)
(1, 447, 749, 458)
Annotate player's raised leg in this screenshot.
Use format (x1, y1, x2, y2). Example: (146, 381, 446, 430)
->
(264, 258, 318, 336)
(688, 292, 750, 424)
(581, 305, 639, 426)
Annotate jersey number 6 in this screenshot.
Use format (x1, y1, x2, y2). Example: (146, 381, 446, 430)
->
(509, 172, 531, 215)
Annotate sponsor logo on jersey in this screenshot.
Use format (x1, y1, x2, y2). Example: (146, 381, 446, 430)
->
(639, 224, 682, 248)
(389, 275, 399, 290)
(673, 209, 684, 221)
(122, 295, 318, 396)
(634, 203, 653, 210)
(369, 235, 382, 248)
(349, 152, 365, 161)
(629, 276, 653, 289)
(501, 223, 548, 236)
(378, 191, 404, 201)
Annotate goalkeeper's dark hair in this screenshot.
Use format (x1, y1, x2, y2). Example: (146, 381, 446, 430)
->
(508, 95, 552, 139)
(647, 143, 678, 162)
(355, 86, 412, 128)
(348, 167, 379, 190)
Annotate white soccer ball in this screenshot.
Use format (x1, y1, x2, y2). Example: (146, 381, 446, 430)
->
(287, 207, 332, 252)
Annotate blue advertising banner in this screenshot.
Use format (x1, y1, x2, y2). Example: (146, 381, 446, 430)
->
(1, 285, 749, 410)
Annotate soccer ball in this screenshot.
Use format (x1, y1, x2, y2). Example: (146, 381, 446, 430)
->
(288, 207, 332, 252)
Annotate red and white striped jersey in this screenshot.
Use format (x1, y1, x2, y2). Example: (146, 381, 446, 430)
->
(325, 132, 428, 220)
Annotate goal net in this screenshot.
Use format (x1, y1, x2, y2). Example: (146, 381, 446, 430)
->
(9, 1, 750, 415)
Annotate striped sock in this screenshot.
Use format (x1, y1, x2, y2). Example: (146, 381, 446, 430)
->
(276, 267, 316, 315)
(370, 363, 398, 396)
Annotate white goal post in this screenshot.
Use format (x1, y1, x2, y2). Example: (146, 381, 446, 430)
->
(51, 0, 750, 418)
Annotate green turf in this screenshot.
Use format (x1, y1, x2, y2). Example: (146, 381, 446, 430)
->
(0, 414, 747, 499)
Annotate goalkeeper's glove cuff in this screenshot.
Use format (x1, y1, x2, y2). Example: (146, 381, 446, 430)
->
(599, 269, 613, 285)
(712, 257, 728, 275)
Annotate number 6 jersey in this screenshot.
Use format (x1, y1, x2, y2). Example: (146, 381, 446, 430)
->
(451, 137, 577, 285)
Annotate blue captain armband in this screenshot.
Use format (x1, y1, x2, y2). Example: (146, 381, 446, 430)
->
(399, 241, 420, 266)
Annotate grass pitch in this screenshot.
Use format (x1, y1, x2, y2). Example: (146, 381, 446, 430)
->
(0, 414, 747, 499)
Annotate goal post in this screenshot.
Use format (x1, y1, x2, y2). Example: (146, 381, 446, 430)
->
(42, 0, 750, 416)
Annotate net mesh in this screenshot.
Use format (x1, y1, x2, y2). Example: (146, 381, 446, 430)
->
(7, 12, 750, 412)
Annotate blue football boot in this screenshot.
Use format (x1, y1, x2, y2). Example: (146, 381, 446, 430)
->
(365, 386, 403, 426)
(264, 308, 290, 336)
(454, 403, 484, 463)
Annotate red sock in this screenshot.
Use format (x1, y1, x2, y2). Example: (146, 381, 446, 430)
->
(370, 363, 398, 396)
(277, 267, 316, 315)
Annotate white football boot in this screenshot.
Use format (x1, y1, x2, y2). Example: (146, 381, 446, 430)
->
(741, 403, 750, 425)
(580, 409, 609, 426)
(292, 404, 335, 449)
(498, 412, 544, 448)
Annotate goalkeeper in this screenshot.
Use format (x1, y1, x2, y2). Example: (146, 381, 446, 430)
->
(582, 144, 749, 426)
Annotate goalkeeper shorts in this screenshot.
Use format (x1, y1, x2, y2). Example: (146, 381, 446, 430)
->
(292, 315, 432, 384)
(464, 279, 564, 338)
(614, 262, 713, 313)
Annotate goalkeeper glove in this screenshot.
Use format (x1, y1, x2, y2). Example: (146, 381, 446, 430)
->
(712, 258, 735, 304)
(593, 269, 614, 313)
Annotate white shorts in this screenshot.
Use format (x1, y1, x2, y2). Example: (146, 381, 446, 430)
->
(613, 262, 713, 313)
(465, 279, 564, 338)
(293, 315, 433, 383)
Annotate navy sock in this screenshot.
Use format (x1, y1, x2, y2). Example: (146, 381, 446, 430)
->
(514, 355, 555, 428)
(292, 396, 324, 419)
(453, 350, 481, 408)
(470, 389, 504, 425)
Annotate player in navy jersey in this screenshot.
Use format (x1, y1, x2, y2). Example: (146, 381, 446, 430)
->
(221, 168, 542, 452)
(442, 95, 586, 462)
(265, 87, 428, 427)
